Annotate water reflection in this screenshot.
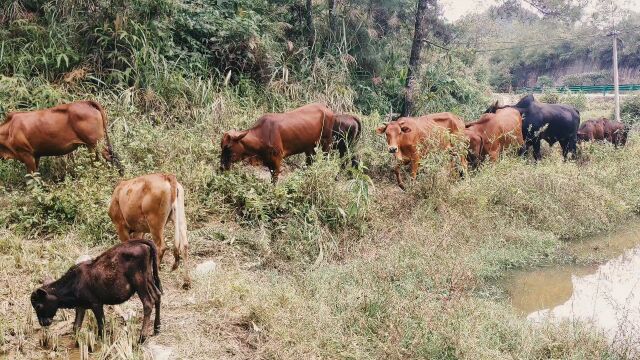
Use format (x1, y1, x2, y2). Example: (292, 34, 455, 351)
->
(505, 223, 640, 346)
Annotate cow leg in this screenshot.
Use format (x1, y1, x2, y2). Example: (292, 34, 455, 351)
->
(92, 305, 105, 339)
(16, 152, 38, 173)
(409, 158, 419, 180)
(489, 150, 499, 162)
(305, 150, 316, 166)
(149, 226, 167, 264)
(154, 296, 161, 335)
(137, 293, 155, 343)
(114, 223, 131, 243)
(268, 158, 282, 184)
(532, 140, 542, 161)
(560, 139, 577, 161)
(73, 308, 86, 334)
(394, 164, 405, 190)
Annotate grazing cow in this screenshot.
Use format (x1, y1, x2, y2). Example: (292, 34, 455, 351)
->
(219, 103, 335, 182)
(333, 114, 362, 167)
(464, 105, 523, 167)
(486, 95, 580, 160)
(109, 173, 190, 287)
(0, 101, 122, 174)
(376, 112, 466, 190)
(30, 239, 161, 343)
(578, 117, 629, 147)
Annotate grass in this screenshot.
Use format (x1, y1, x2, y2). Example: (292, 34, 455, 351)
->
(1, 79, 638, 358)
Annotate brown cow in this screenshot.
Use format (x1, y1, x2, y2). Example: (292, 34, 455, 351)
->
(30, 239, 161, 343)
(464, 107, 523, 167)
(219, 103, 335, 182)
(0, 101, 121, 174)
(333, 114, 362, 167)
(376, 112, 466, 190)
(578, 117, 629, 147)
(109, 173, 190, 287)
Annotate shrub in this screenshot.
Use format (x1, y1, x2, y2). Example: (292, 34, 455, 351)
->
(561, 92, 587, 111)
(620, 95, 640, 125)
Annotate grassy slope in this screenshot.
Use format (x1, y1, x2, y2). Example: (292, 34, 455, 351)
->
(1, 83, 638, 359)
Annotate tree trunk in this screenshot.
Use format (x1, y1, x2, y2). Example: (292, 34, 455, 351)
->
(328, 0, 337, 38)
(402, 0, 430, 117)
(306, 0, 315, 49)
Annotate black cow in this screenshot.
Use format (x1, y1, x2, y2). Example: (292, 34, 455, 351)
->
(486, 95, 580, 160)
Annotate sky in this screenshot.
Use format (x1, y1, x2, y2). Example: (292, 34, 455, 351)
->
(441, 0, 640, 22)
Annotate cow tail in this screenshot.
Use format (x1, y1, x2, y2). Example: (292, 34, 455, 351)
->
(87, 100, 124, 175)
(170, 176, 191, 288)
(143, 239, 163, 295)
(352, 116, 362, 143)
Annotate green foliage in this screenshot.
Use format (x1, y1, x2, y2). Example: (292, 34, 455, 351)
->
(561, 71, 611, 86)
(620, 95, 640, 125)
(536, 75, 553, 88)
(1, 153, 117, 243)
(538, 90, 586, 111)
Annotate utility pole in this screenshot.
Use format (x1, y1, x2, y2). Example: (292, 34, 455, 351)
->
(611, 31, 621, 121)
(610, 4, 621, 121)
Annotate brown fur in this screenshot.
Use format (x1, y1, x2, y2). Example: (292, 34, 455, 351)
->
(30, 240, 161, 343)
(109, 173, 190, 287)
(578, 117, 628, 147)
(219, 103, 335, 182)
(376, 112, 466, 190)
(464, 107, 523, 166)
(0, 100, 121, 173)
(333, 114, 362, 167)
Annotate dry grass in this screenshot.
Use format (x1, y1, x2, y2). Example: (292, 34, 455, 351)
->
(0, 90, 637, 359)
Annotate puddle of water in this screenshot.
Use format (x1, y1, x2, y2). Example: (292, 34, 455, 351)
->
(504, 222, 640, 346)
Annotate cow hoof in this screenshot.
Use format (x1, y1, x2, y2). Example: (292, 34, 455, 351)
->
(154, 327, 161, 335)
(139, 335, 147, 344)
(182, 279, 192, 290)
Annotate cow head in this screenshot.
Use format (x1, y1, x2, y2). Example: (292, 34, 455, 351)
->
(30, 287, 59, 327)
(219, 130, 248, 171)
(576, 130, 589, 143)
(376, 120, 412, 160)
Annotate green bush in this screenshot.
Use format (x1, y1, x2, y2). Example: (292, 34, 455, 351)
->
(620, 95, 640, 125)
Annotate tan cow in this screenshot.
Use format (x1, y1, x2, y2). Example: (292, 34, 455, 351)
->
(376, 112, 466, 189)
(109, 173, 190, 287)
(0, 101, 122, 174)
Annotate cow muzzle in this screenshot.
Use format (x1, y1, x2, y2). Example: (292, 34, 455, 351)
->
(38, 317, 52, 327)
(388, 146, 398, 154)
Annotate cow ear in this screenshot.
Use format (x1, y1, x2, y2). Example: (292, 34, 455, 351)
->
(35, 288, 48, 299)
(376, 123, 388, 134)
(228, 130, 247, 142)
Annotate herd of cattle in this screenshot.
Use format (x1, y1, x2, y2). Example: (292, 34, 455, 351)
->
(0, 94, 627, 344)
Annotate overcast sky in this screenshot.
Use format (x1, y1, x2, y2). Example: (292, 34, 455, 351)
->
(441, 0, 640, 22)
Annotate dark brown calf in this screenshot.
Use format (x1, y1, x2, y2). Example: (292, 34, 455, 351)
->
(0, 101, 122, 174)
(578, 117, 629, 147)
(30, 239, 161, 343)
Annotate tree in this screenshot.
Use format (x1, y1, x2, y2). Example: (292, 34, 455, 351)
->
(306, 0, 315, 48)
(328, 0, 337, 35)
(520, 0, 587, 23)
(401, 0, 430, 117)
